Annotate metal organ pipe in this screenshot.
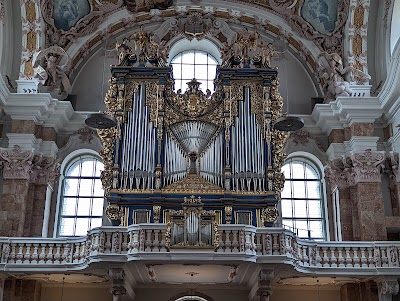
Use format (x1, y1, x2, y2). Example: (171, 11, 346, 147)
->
(230, 87, 265, 192)
(199, 132, 224, 188)
(163, 133, 187, 186)
(119, 85, 157, 190)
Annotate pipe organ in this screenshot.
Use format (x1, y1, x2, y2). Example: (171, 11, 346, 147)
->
(99, 27, 289, 247)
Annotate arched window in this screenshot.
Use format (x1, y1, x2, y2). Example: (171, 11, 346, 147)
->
(391, 0, 400, 54)
(281, 157, 326, 240)
(175, 297, 209, 301)
(171, 50, 218, 92)
(57, 154, 104, 236)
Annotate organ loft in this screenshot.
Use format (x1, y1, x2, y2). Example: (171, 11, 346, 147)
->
(89, 27, 294, 247)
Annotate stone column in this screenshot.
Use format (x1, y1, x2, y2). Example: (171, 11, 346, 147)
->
(108, 268, 127, 301)
(377, 279, 399, 301)
(0, 145, 60, 237)
(350, 150, 386, 241)
(0, 146, 34, 237)
(325, 158, 355, 240)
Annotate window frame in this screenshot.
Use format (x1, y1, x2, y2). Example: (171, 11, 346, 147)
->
(170, 49, 218, 92)
(54, 150, 105, 237)
(279, 152, 329, 241)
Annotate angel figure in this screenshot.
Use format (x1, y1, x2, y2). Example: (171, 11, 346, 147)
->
(318, 52, 369, 101)
(33, 46, 71, 100)
(116, 38, 132, 65)
(255, 42, 277, 68)
(235, 29, 259, 59)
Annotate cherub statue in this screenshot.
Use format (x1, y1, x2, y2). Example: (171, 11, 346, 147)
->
(33, 46, 71, 100)
(116, 38, 132, 65)
(235, 28, 259, 58)
(254, 42, 277, 68)
(318, 52, 369, 102)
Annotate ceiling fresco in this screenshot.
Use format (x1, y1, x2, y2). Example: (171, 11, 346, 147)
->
(52, 0, 91, 31)
(301, 0, 338, 34)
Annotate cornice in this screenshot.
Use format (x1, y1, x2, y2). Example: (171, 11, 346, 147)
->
(312, 96, 383, 135)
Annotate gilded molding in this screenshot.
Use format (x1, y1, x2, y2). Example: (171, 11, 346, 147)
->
(347, 0, 370, 84)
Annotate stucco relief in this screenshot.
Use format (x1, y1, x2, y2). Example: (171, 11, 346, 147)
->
(41, 0, 124, 48)
(347, 0, 370, 84)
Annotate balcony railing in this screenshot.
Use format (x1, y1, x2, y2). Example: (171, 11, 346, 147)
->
(0, 224, 399, 275)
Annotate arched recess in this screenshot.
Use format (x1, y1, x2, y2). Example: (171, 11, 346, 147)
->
(168, 292, 215, 301)
(71, 15, 319, 114)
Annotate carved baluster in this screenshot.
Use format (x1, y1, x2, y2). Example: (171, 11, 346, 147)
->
(231, 230, 239, 253)
(337, 247, 345, 267)
(72, 242, 80, 263)
(24, 244, 32, 264)
(54, 244, 61, 263)
(360, 247, 368, 267)
(9, 243, 16, 264)
(245, 230, 252, 254)
(225, 230, 232, 252)
(145, 230, 152, 252)
(302, 246, 309, 267)
(38, 243, 46, 264)
(344, 247, 352, 267)
(132, 230, 139, 253)
(368, 247, 375, 267)
(352, 247, 360, 267)
(160, 228, 166, 252)
(47, 245, 54, 264)
(217, 230, 225, 253)
(255, 233, 261, 254)
(322, 247, 329, 267)
(64, 243, 72, 263)
(272, 234, 279, 255)
(16, 243, 24, 264)
(381, 247, 389, 267)
(31, 244, 39, 264)
(152, 230, 160, 252)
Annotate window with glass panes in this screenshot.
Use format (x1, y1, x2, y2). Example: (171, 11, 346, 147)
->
(58, 155, 104, 236)
(171, 50, 218, 92)
(281, 158, 325, 240)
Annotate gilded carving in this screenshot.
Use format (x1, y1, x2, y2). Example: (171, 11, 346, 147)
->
(105, 204, 124, 224)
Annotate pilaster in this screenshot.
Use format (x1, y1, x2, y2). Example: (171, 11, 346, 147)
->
(350, 150, 387, 240)
(0, 145, 60, 237)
